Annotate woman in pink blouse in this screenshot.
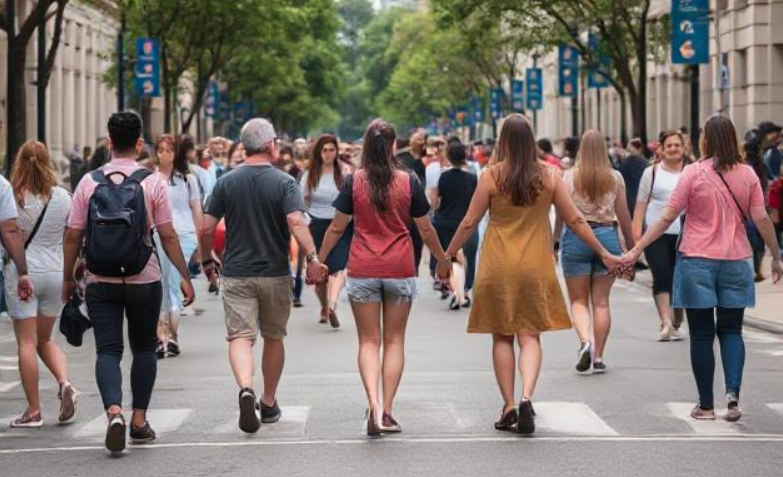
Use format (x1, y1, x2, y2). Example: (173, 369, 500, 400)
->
(624, 115, 781, 423)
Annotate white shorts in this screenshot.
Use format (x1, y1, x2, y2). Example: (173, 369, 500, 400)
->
(3, 267, 63, 319)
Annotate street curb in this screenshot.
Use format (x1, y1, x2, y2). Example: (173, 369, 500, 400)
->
(631, 270, 783, 335)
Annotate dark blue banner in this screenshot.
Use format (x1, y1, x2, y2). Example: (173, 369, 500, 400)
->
(134, 38, 160, 97)
(511, 80, 525, 113)
(558, 44, 579, 97)
(587, 33, 611, 89)
(205, 81, 219, 119)
(671, 0, 709, 64)
(526, 68, 543, 111)
(490, 87, 504, 120)
(472, 96, 484, 124)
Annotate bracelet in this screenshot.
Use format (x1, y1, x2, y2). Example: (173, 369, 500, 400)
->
(306, 252, 319, 264)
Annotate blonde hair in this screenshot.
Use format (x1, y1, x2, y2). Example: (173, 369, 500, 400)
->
(10, 141, 60, 206)
(573, 130, 615, 202)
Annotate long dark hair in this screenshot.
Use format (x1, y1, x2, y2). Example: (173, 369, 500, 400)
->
(495, 114, 543, 206)
(361, 119, 399, 213)
(306, 134, 343, 193)
(700, 115, 743, 171)
(174, 135, 195, 179)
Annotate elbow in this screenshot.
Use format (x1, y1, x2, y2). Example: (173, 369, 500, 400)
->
(286, 212, 306, 230)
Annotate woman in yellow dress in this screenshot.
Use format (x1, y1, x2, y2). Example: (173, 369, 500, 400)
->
(445, 114, 623, 435)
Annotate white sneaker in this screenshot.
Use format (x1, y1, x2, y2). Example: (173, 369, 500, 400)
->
(10, 412, 43, 428)
(658, 326, 673, 342)
(671, 328, 686, 341)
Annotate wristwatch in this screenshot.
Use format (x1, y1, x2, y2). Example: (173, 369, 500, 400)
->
(306, 252, 320, 264)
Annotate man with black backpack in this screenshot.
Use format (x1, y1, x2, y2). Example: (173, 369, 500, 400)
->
(62, 111, 195, 453)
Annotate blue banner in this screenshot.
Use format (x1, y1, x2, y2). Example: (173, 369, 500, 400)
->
(671, 0, 709, 64)
(490, 87, 504, 120)
(587, 33, 611, 89)
(205, 81, 219, 119)
(558, 44, 579, 97)
(511, 80, 525, 113)
(134, 37, 161, 97)
(472, 96, 484, 124)
(526, 68, 543, 111)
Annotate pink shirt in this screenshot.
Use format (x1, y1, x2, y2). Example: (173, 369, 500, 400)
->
(667, 158, 766, 260)
(69, 158, 173, 284)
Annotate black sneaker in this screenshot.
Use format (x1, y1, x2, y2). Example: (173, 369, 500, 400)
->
(129, 421, 157, 444)
(517, 400, 535, 435)
(238, 388, 261, 433)
(293, 297, 303, 308)
(167, 340, 181, 357)
(260, 399, 282, 424)
(461, 297, 472, 308)
(592, 361, 606, 374)
(494, 407, 518, 431)
(576, 341, 592, 373)
(156, 342, 166, 360)
(105, 413, 126, 453)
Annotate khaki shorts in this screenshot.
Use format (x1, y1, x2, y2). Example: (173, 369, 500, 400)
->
(221, 276, 292, 341)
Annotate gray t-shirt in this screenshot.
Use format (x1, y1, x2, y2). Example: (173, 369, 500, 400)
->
(205, 164, 305, 277)
(299, 169, 339, 219)
(164, 172, 201, 236)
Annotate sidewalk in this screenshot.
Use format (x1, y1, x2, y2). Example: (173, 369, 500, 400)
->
(633, 256, 783, 334)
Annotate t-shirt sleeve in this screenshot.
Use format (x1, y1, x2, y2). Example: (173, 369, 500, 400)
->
(425, 163, 441, 190)
(283, 176, 306, 215)
(666, 163, 695, 213)
(410, 173, 430, 218)
(67, 176, 91, 230)
(204, 179, 225, 219)
(332, 174, 354, 215)
(186, 174, 201, 203)
(150, 176, 173, 227)
(636, 166, 653, 203)
(0, 178, 18, 221)
(614, 170, 626, 193)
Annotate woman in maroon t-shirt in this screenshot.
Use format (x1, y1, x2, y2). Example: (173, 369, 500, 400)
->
(319, 119, 451, 437)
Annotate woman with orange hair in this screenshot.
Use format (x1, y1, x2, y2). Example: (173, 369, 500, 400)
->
(6, 141, 78, 428)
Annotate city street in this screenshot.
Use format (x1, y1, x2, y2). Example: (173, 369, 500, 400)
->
(1, 276, 782, 476)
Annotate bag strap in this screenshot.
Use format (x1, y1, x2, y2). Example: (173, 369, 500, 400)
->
(713, 165, 750, 223)
(645, 163, 658, 205)
(25, 192, 52, 250)
(129, 169, 153, 184)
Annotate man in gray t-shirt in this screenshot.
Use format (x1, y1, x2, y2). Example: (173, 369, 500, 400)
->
(201, 118, 327, 434)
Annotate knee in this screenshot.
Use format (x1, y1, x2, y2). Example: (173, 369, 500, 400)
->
(360, 335, 381, 349)
(36, 337, 52, 352)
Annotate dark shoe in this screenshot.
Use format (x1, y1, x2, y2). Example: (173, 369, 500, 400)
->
(433, 281, 443, 291)
(167, 339, 180, 357)
(156, 341, 166, 360)
(754, 273, 766, 283)
(576, 341, 592, 373)
(319, 308, 328, 324)
(105, 413, 126, 453)
(129, 421, 157, 444)
(238, 388, 261, 433)
(328, 309, 340, 329)
(461, 297, 471, 308)
(260, 400, 282, 424)
(440, 289, 450, 300)
(365, 408, 382, 437)
(592, 361, 606, 374)
(494, 407, 518, 431)
(293, 297, 303, 308)
(448, 295, 461, 310)
(725, 392, 742, 422)
(381, 412, 402, 433)
(517, 400, 535, 435)
(208, 281, 219, 294)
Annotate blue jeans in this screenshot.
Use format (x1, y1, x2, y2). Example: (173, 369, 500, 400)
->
(560, 225, 622, 277)
(686, 307, 745, 409)
(673, 256, 754, 308)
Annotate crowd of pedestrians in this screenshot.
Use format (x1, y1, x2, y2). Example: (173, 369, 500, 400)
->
(0, 108, 781, 452)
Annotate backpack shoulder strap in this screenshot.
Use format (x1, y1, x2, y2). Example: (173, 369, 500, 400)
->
(130, 169, 153, 184)
(90, 170, 109, 185)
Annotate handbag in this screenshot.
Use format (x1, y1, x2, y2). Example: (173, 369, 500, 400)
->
(2, 193, 51, 266)
(714, 166, 765, 250)
(59, 291, 92, 347)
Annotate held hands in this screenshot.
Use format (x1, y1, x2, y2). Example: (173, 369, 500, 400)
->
(305, 260, 329, 285)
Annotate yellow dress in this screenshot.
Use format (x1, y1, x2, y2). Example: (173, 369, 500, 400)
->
(467, 173, 571, 335)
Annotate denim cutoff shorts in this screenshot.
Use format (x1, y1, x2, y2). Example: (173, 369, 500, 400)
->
(346, 277, 419, 304)
(560, 225, 622, 277)
(672, 255, 754, 309)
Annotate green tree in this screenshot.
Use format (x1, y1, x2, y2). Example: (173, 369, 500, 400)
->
(336, 0, 375, 140)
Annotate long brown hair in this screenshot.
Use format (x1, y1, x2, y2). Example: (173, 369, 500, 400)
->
(495, 114, 543, 206)
(10, 141, 60, 205)
(306, 134, 343, 194)
(573, 130, 616, 202)
(700, 115, 743, 171)
(361, 119, 399, 213)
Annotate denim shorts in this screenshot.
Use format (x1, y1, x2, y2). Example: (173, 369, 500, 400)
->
(672, 255, 754, 309)
(560, 225, 622, 277)
(346, 277, 419, 304)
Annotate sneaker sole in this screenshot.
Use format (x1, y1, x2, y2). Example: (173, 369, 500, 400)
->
(261, 413, 281, 424)
(129, 436, 156, 445)
(725, 410, 742, 422)
(10, 420, 44, 429)
(59, 386, 77, 423)
(105, 421, 126, 453)
(576, 350, 592, 373)
(239, 394, 261, 433)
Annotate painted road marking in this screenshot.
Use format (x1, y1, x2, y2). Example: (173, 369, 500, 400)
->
(0, 380, 20, 393)
(534, 402, 619, 436)
(74, 409, 192, 439)
(213, 406, 309, 435)
(667, 403, 743, 435)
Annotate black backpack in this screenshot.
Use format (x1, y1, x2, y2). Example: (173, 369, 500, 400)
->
(84, 169, 155, 277)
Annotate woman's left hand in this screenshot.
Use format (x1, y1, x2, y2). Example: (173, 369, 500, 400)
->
(771, 258, 782, 284)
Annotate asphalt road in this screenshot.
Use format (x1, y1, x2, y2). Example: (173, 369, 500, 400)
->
(1, 275, 782, 476)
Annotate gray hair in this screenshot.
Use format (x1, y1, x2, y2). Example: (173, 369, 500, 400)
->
(241, 118, 277, 155)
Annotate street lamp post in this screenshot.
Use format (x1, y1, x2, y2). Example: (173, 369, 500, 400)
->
(532, 54, 539, 131)
(117, 11, 126, 111)
(37, 9, 47, 144)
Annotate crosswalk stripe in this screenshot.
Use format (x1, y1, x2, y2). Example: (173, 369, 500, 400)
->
(766, 403, 783, 416)
(213, 406, 309, 435)
(0, 364, 18, 371)
(667, 403, 742, 434)
(0, 381, 20, 393)
(533, 402, 618, 436)
(74, 409, 193, 439)
(0, 356, 18, 363)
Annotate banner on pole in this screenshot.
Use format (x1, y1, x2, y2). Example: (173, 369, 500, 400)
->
(587, 33, 611, 89)
(134, 38, 161, 97)
(526, 68, 543, 111)
(490, 88, 505, 120)
(511, 80, 525, 113)
(558, 44, 579, 97)
(472, 96, 485, 124)
(671, 0, 709, 64)
(205, 81, 219, 119)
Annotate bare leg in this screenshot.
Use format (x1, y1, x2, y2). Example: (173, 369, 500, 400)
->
(351, 301, 383, 413)
(228, 338, 255, 389)
(260, 337, 285, 407)
(565, 276, 592, 344)
(450, 255, 466, 306)
(654, 293, 674, 331)
(380, 301, 412, 415)
(590, 275, 615, 361)
(14, 318, 41, 415)
(35, 316, 69, 384)
(517, 334, 542, 400)
(315, 283, 329, 310)
(168, 312, 181, 341)
(492, 334, 516, 413)
(327, 271, 346, 309)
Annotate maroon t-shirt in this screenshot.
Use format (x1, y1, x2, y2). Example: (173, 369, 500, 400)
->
(333, 169, 430, 278)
